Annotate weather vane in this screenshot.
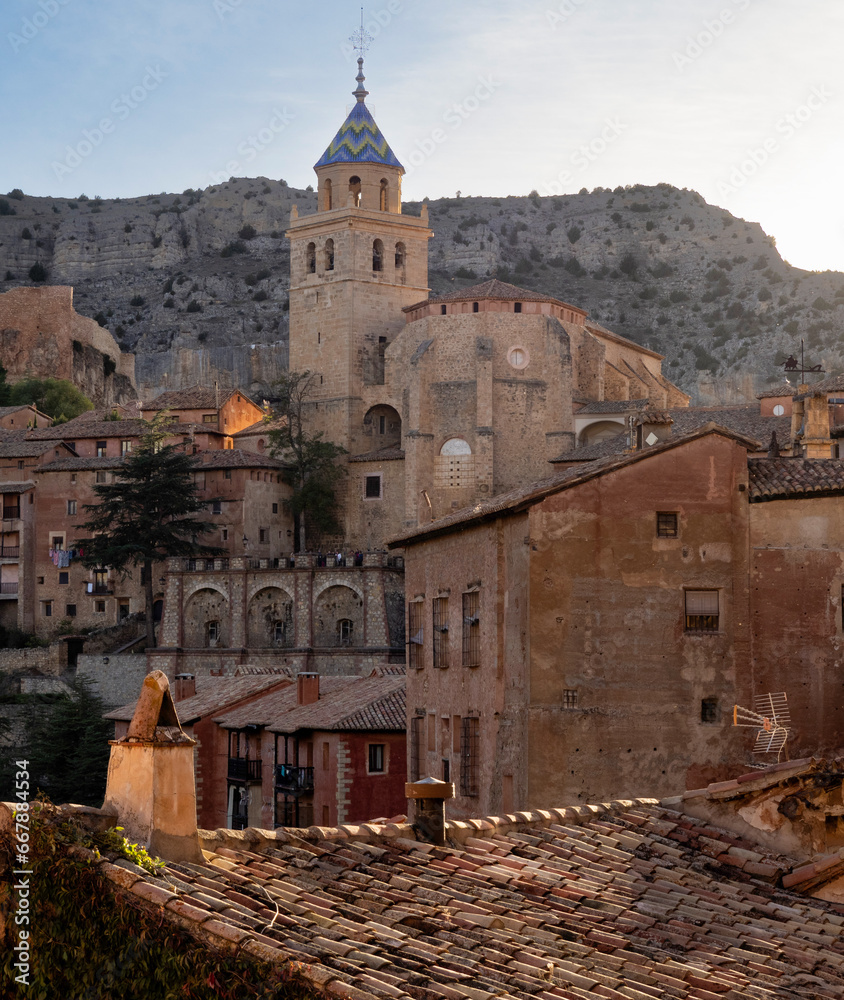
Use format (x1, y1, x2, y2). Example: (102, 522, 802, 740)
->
(779, 339, 824, 378)
(349, 8, 373, 59)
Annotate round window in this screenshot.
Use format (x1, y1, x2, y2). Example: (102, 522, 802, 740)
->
(773, 404, 785, 416)
(508, 346, 530, 370)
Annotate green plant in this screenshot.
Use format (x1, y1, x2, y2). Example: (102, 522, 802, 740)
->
(129, 295, 145, 307)
(567, 225, 582, 243)
(28, 262, 47, 282)
(94, 826, 165, 875)
(186, 300, 202, 313)
(238, 224, 257, 240)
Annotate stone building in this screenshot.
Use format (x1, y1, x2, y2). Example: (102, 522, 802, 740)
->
(391, 411, 844, 818)
(285, 59, 688, 550)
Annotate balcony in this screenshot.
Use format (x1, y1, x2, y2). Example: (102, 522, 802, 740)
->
(184, 558, 230, 572)
(275, 765, 314, 796)
(227, 758, 262, 782)
(0, 547, 19, 558)
(2, 507, 20, 521)
(0, 582, 19, 596)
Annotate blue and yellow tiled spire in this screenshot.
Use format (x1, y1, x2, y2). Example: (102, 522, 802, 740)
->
(315, 58, 404, 171)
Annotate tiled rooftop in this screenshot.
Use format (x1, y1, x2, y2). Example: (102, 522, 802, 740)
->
(315, 99, 403, 169)
(349, 446, 406, 463)
(575, 399, 649, 415)
(214, 673, 406, 732)
(38, 794, 844, 999)
(143, 385, 257, 411)
(197, 449, 289, 470)
(748, 458, 844, 501)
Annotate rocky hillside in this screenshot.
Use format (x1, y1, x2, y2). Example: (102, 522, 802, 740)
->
(1, 181, 842, 404)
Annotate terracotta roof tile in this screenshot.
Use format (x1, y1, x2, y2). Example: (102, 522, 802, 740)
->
(575, 398, 649, 415)
(144, 385, 258, 411)
(748, 458, 844, 501)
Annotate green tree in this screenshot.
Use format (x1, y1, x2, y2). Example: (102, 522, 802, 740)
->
(7, 376, 93, 422)
(76, 415, 221, 646)
(267, 371, 346, 552)
(22, 678, 112, 806)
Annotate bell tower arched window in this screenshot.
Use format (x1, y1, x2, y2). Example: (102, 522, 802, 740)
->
(324, 239, 335, 272)
(348, 175, 361, 208)
(372, 239, 384, 272)
(323, 178, 332, 211)
(395, 242, 406, 268)
(380, 178, 388, 211)
(306, 243, 316, 274)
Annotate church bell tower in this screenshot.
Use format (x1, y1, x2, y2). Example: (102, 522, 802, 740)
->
(286, 55, 432, 455)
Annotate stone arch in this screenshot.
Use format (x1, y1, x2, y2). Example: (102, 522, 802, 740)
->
(380, 178, 388, 211)
(313, 584, 364, 647)
(395, 242, 406, 268)
(435, 438, 475, 490)
(372, 239, 384, 272)
(577, 420, 625, 447)
(363, 404, 401, 449)
(323, 178, 332, 211)
(247, 586, 294, 648)
(324, 238, 335, 272)
(183, 587, 229, 648)
(348, 175, 361, 207)
(306, 242, 316, 274)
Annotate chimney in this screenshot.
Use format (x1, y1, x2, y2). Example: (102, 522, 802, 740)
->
(635, 410, 673, 449)
(102, 671, 201, 863)
(173, 673, 196, 701)
(406, 777, 455, 845)
(297, 672, 319, 706)
(795, 390, 832, 459)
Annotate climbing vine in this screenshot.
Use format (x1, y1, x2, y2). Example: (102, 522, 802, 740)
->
(1, 805, 323, 1000)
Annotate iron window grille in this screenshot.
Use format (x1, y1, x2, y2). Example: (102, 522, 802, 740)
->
(410, 716, 424, 781)
(408, 601, 424, 670)
(460, 716, 479, 797)
(432, 597, 449, 668)
(462, 591, 480, 667)
(657, 511, 678, 537)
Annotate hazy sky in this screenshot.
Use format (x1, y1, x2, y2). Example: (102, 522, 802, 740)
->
(2, 0, 843, 272)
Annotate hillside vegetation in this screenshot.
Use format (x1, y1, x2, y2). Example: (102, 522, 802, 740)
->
(1, 181, 842, 403)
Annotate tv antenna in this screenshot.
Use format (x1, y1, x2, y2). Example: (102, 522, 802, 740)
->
(732, 691, 791, 764)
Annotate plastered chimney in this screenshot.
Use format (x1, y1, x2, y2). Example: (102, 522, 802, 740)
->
(174, 673, 196, 701)
(102, 671, 201, 863)
(297, 672, 320, 705)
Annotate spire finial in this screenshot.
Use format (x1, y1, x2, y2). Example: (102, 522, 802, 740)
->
(349, 8, 372, 103)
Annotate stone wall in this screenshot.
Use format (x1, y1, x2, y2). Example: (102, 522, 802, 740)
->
(76, 654, 149, 709)
(0, 644, 64, 677)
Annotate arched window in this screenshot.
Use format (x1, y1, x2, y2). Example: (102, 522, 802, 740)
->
(306, 242, 316, 274)
(380, 178, 388, 211)
(324, 238, 335, 272)
(435, 438, 475, 490)
(273, 620, 287, 645)
(338, 619, 354, 646)
(472, 301, 479, 313)
(348, 175, 361, 207)
(323, 178, 332, 211)
(395, 242, 406, 268)
(372, 239, 384, 272)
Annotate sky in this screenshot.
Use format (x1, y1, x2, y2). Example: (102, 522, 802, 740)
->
(2, 0, 843, 272)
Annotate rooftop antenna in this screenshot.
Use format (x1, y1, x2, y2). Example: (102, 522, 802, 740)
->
(733, 691, 791, 765)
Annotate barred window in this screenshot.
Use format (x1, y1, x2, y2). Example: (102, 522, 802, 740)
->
(408, 601, 424, 670)
(410, 716, 424, 781)
(433, 596, 449, 668)
(657, 511, 678, 537)
(563, 688, 579, 709)
(685, 590, 719, 632)
(462, 591, 480, 667)
(460, 716, 479, 797)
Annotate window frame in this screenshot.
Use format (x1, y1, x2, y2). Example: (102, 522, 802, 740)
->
(367, 743, 386, 774)
(685, 589, 720, 633)
(656, 511, 679, 538)
(432, 596, 449, 668)
(364, 474, 382, 500)
(408, 601, 424, 670)
(462, 591, 480, 667)
(460, 716, 479, 797)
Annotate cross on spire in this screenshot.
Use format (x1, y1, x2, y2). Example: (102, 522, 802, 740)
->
(349, 8, 373, 60)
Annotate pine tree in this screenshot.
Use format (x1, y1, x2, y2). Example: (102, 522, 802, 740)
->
(76, 415, 220, 646)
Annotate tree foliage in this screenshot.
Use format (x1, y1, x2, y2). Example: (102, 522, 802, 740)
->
(75, 415, 221, 645)
(267, 371, 346, 552)
(21, 678, 113, 806)
(7, 376, 93, 422)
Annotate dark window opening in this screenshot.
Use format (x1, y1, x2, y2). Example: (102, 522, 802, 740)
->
(410, 716, 423, 780)
(348, 175, 361, 207)
(473, 302, 479, 313)
(306, 242, 316, 274)
(66, 604, 77, 617)
(657, 511, 678, 537)
(514, 302, 522, 313)
(409, 601, 424, 670)
(59, 572, 68, 585)
(440, 304, 447, 315)
(369, 743, 385, 773)
(365, 474, 382, 499)
(462, 591, 480, 667)
(460, 717, 479, 797)
(325, 238, 335, 271)
(685, 590, 719, 632)
(433, 596, 449, 668)
(701, 697, 719, 723)
(338, 618, 353, 646)
(96, 441, 107, 457)
(372, 239, 384, 272)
